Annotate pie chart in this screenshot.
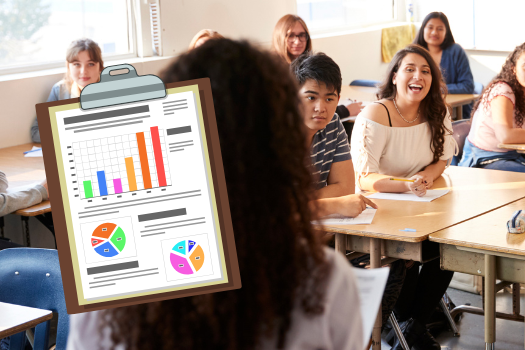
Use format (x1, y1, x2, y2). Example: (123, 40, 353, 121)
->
(91, 223, 126, 258)
(170, 240, 204, 275)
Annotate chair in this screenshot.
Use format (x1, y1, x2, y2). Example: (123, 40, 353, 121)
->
(450, 119, 471, 166)
(349, 79, 380, 88)
(473, 82, 484, 95)
(0, 248, 69, 350)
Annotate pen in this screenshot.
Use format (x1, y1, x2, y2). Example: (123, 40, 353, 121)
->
(23, 148, 42, 154)
(389, 177, 415, 182)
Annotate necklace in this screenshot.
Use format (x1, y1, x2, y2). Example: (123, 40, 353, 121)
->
(393, 98, 420, 123)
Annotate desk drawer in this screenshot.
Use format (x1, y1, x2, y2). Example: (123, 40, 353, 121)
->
(346, 236, 424, 262)
(441, 244, 525, 284)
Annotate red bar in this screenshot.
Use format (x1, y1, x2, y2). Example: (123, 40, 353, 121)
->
(150, 126, 167, 187)
(136, 132, 152, 189)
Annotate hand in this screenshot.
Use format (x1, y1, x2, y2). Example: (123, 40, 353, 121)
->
(40, 180, 49, 199)
(343, 100, 364, 116)
(334, 194, 378, 218)
(415, 171, 434, 189)
(406, 175, 426, 197)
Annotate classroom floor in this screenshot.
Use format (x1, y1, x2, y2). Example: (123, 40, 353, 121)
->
(380, 287, 525, 349)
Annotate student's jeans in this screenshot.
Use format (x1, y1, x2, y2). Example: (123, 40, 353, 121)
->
(459, 139, 525, 172)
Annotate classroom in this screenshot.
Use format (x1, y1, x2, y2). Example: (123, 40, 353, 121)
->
(1, 0, 525, 349)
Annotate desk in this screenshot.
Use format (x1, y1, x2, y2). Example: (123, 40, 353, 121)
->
(320, 166, 525, 349)
(498, 143, 525, 154)
(430, 198, 525, 349)
(0, 301, 52, 339)
(340, 86, 479, 120)
(0, 143, 53, 246)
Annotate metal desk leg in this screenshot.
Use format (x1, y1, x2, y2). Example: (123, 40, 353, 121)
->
(455, 106, 463, 120)
(370, 238, 382, 349)
(21, 216, 31, 247)
(0, 216, 4, 238)
(334, 233, 346, 255)
(485, 254, 496, 349)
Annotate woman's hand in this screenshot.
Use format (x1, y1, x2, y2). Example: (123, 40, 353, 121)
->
(334, 194, 378, 218)
(414, 170, 434, 189)
(406, 175, 427, 197)
(343, 100, 364, 116)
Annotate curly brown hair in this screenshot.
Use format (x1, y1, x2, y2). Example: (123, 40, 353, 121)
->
(377, 44, 451, 164)
(472, 42, 525, 126)
(101, 39, 330, 350)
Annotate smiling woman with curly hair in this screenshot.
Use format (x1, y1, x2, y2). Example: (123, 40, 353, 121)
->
(460, 42, 525, 171)
(66, 39, 363, 350)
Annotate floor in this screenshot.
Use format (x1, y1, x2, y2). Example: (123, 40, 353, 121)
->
(380, 287, 525, 349)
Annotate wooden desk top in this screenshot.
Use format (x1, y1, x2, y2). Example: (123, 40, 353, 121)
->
(0, 302, 53, 338)
(430, 197, 525, 256)
(498, 143, 525, 151)
(321, 166, 525, 243)
(340, 86, 479, 108)
(0, 143, 51, 215)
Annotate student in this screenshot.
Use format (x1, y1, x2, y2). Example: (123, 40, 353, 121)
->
(414, 12, 475, 117)
(459, 42, 525, 171)
(188, 29, 224, 50)
(272, 14, 363, 119)
(350, 44, 456, 350)
(0, 171, 48, 248)
(31, 38, 104, 143)
(291, 52, 376, 216)
(67, 39, 364, 350)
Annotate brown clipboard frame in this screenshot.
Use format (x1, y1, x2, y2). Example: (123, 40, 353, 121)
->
(36, 78, 241, 314)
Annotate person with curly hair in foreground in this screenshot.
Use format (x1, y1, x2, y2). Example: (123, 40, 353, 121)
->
(66, 39, 364, 350)
(460, 42, 525, 171)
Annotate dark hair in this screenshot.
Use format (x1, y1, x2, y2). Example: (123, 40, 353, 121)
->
(102, 39, 330, 350)
(472, 42, 525, 126)
(377, 44, 451, 164)
(291, 52, 342, 95)
(414, 12, 455, 51)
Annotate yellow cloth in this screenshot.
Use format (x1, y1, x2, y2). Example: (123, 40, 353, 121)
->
(381, 24, 416, 63)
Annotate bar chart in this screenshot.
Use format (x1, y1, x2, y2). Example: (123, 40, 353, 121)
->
(71, 126, 172, 199)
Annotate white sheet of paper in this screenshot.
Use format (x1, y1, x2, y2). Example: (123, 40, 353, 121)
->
(352, 267, 390, 349)
(24, 146, 43, 157)
(367, 189, 449, 202)
(313, 208, 377, 225)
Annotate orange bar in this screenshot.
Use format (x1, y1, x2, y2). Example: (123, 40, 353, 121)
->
(136, 132, 152, 189)
(125, 157, 137, 191)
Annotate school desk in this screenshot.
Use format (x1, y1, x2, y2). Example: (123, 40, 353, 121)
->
(318, 166, 525, 349)
(0, 301, 53, 339)
(498, 143, 525, 153)
(340, 85, 479, 120)
(430, 197, 525, 349)
(0, 143, 54, 246)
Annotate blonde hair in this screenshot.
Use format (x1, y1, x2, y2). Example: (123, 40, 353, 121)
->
(272, 14, 312, 64)
(188, 29, 224, 50)
(65, 38, 103, 90)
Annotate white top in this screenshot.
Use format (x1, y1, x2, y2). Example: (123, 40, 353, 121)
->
(67, 247, 364, 350)
(350, 115, 457, 179)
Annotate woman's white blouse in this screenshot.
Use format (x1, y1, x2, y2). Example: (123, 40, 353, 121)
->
(350, 114, 456, 179)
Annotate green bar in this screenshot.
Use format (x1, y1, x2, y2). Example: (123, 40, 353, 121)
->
(83, 180, 93, 198)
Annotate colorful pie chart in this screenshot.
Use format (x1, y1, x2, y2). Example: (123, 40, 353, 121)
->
(91, 223, 126, 258)
(170, 240, 204, 275)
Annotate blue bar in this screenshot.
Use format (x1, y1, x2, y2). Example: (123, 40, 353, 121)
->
(97, 170, 108, 196)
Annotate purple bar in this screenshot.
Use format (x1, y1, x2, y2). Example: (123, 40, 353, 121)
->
(113, 179, 123, 194)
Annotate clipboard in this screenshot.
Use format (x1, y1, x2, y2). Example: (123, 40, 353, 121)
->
(36, 64, 241, 314)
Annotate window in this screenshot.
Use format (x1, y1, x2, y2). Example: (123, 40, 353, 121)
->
(414, 0, 525, 51)
(297, 0, 396, 35)
(0, 0, 135, 73)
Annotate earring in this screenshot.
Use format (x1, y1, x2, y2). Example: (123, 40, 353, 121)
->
(393, 81, 396, 85)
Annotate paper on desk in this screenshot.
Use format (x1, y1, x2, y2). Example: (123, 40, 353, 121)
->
(368, 189, 449, 202)
(313, 208, 377, 225)
(24, 146, 43, 157)
(353, 266, 390, 349)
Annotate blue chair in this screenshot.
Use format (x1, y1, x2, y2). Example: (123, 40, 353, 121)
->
(349, 79, 380, 88)
(0, 248, 69, 350)
(451, 119, 471, 166)
(474, 82, 484, 95)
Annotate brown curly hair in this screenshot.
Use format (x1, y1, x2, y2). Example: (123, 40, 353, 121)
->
(377, 44, 451, 164)
(471, 42, 525, 126)
(101, 39, 331, 350)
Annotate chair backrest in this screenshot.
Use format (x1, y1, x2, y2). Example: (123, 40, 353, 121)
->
(349, 79, 380, 88)
(0, 248, 69, 350)
(474, 82, 484, 95)
(451, 119, 472, 166)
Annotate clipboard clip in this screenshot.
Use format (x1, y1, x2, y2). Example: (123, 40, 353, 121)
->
(80, 64, 167, 110)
